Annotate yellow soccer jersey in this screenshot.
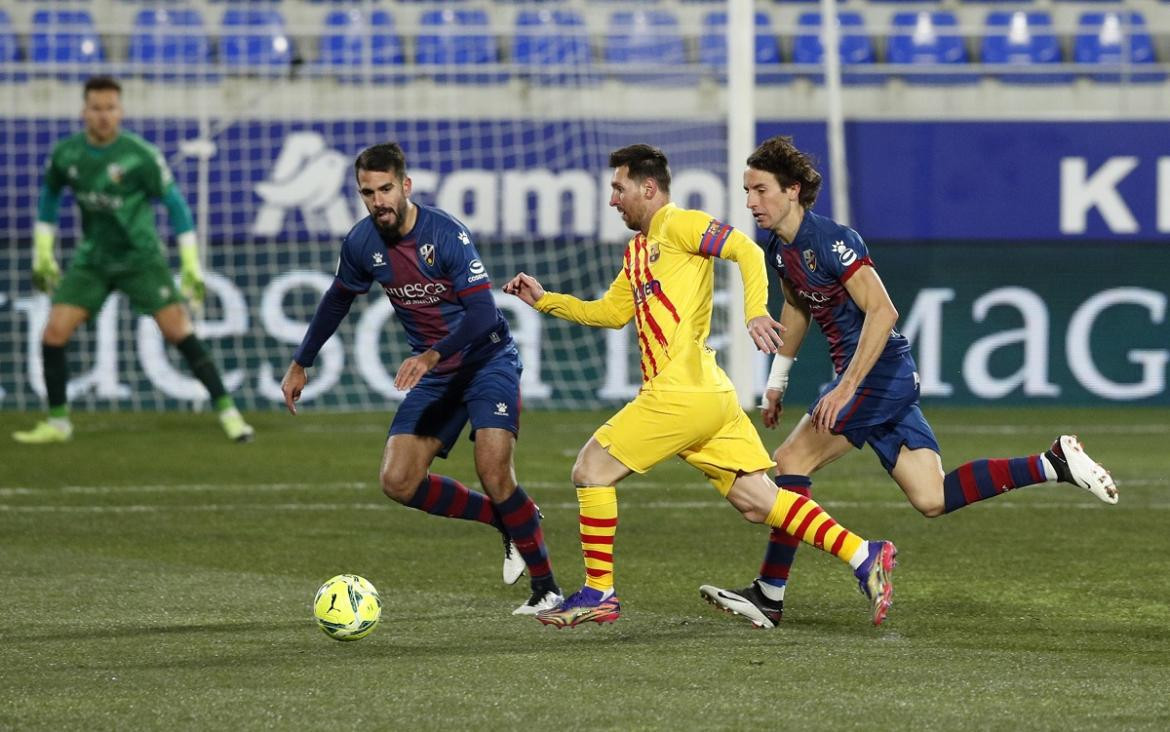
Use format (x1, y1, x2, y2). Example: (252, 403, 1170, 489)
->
(536, 203, 769, 392)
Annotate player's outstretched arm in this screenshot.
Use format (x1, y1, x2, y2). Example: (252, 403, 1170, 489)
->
(281, 361, 308, 415)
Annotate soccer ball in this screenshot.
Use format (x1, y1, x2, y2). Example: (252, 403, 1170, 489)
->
(313, 574, 382, 641)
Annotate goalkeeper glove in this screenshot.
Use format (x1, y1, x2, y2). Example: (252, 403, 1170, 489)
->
(32, 222, 61, 293)
(178, 231, 206, 306)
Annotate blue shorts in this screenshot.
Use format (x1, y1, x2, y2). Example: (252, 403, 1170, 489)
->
(810, 351, 940, 472)
(389, 349, 522, 459)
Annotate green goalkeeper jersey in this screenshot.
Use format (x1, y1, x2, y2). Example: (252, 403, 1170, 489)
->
(43, 131, 174, 265)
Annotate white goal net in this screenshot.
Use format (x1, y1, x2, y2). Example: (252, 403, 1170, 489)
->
(0, 1, 754, 413)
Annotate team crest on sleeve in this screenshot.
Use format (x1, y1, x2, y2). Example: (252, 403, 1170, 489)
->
(648, 242, 660, 263)
(420, 243, 436, 267)
(832, 240, 858, 266)
(803, 249, 817, 272)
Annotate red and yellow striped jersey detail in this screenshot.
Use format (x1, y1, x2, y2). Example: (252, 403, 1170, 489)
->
(536, 203, 770, 392)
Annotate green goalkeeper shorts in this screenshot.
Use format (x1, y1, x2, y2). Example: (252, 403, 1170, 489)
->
(53, 253, 184, 316)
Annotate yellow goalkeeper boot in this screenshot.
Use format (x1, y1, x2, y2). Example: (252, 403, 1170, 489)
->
(218, 408, 254, 443)
(13, 419, 73, 444)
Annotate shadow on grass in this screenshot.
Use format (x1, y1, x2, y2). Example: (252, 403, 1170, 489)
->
(23, 620, 306, 643)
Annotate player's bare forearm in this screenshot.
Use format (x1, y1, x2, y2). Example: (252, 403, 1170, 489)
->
(281, 361, 308, 416)
(776, 297, 810, 359)
(837, 267, 899, 392)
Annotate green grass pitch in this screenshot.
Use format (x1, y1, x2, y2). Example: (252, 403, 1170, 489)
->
(2, 406, 1168, 729)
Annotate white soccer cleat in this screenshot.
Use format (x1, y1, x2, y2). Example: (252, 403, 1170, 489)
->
(1046, 435, 1118, 505)
(699, 581, 783, 629)
(512, 588, 564, 616)
(502, 538, 526, 585)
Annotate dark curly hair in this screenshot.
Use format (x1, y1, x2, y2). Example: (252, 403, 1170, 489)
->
(747, 135, 822, 209)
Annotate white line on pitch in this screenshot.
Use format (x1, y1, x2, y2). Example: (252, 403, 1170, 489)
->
(1, 499, 1164, 513)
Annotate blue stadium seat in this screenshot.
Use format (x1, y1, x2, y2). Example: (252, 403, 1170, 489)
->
(220, 8, 292, 75)
(887, 11, 975, 84)
(514, 9, 595, 84)
(129, 7, 214, 81)
(318, 8, 404, 83)
(0, 10, 25, 83)
(699, 11, 788, 84)
(30, 9, 105, 81)
(417, 8, 506, 84)
(1074, 11, 1164, 82)
(981, 11, 1069, 84)
(605, 10, 691, 84)
(793, 12, 878, 85)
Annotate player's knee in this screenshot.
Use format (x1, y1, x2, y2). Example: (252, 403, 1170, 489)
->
(380, 467, 420, 504)
(476, 465, 515, 500)
(772, 446, 813, 475)
(908, 493, 945, 518)
(42, 325, 72, 347)
(570, 450, 594, 487)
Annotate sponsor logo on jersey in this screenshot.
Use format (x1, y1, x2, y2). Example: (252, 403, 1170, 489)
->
(466, 258, 488, 283)
(803, 249, 817, 272)
(457, 230, 471, 246)
(494, 402, 509, 416)
(632, 279, 662, 304)
(372, 251, 386, 267)
(420, 243, 436, 267)
(382, 280, 448, 305)
(77, 191, 124, 212)
(774, 251, 785, 271)
(796, 288, 831, 309)
(67, 166, 78, 181)
(107, 163, 124, 185)
(832, 239, 858, 266)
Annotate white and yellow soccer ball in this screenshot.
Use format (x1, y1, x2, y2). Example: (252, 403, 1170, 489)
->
(313, 574, 382, 641)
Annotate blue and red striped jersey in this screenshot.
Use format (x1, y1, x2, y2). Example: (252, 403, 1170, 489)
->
(335, 203, 514, 376)
(764, 210, 910, 374)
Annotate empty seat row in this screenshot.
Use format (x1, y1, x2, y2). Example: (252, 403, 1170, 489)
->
(0, 7, 1162, 84)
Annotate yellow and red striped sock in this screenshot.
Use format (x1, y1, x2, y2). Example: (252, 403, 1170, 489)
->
(764, 485, 863, 564)
(577, 486, 618, 592)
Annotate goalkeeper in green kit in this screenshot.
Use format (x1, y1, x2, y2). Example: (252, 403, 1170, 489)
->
(13, 76, 253, 444)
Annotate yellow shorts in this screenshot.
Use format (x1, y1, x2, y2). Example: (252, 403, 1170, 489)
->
(594, 388, 775, 496)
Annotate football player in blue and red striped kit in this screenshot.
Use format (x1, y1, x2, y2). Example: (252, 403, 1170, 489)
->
(699, 135, 1119, 628)
(281, 142, 562, 615)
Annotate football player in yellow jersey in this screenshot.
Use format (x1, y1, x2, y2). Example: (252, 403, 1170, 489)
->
(504, 144, 898, 628)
